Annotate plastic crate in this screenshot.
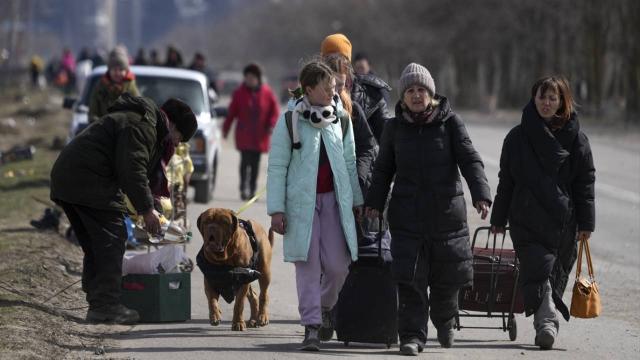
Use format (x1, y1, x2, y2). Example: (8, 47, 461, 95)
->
(121, 272, 191, 322)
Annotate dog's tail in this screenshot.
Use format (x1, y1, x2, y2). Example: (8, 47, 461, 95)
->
(268, 227, 275, 246)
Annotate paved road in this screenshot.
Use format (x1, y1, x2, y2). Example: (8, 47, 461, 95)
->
(111, 119, 640, 359)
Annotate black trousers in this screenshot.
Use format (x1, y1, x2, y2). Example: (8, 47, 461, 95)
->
(239, 150, 261, 196)
(58, 201, 126, 309)
(396, 237, 460, 345)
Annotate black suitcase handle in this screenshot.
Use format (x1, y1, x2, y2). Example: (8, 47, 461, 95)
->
(356, 215, 387, 264)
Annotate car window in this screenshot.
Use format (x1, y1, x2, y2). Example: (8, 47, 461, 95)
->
(80, 75, 205, 113)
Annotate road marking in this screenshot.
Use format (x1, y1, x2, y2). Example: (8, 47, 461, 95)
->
(481, 155, 640, 205)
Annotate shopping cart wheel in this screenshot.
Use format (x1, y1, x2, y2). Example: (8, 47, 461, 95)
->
(508, 315, 517, 341)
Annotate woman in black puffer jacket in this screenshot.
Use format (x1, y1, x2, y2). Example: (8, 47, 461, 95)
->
(490, 76, 595, 350)
(365, 63, 492, 355)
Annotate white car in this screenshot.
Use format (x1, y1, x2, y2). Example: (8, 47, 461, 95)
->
(63, 65, 222, 203)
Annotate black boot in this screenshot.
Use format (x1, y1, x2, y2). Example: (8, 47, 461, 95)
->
(30, 208, 60, 230)
(318, 308, 335, 341)
(437, 326, 455, 348)
(399, 338, 423, 356)
(299, 325, 320, 351)
(86, 304, 140, 325)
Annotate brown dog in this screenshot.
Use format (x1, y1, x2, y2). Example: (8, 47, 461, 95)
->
(197, 208, 274, 331)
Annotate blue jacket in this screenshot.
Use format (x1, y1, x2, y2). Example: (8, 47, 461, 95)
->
(267, 99, 363, 262)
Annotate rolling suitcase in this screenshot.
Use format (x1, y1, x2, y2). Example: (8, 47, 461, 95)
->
(335, 217, 398, 347)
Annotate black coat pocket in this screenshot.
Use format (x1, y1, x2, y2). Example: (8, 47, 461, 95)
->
(436, 191, 467, 233)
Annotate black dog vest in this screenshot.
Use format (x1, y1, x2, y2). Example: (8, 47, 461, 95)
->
(196, 219, 261, 303)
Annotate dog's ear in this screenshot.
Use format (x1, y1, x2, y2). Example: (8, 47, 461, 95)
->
(231, 212, 239, 232)
(197, 211, 204, 235)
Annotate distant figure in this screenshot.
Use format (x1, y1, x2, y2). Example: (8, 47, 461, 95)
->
(164, 45, 183, 68)
(134, 48, 148, 65)
(91, 48, 106, 69)
(88, 46, 140, 123)
(77, 47, 92, 62)
(61, 48, 76, 74)
(353, 52, 372, 76)
(76, 47, 94, 94)
(189, 52, 218, 92)
(59, 47, 76, 93)
(223, 63, 280, 200)
(149, 49, 162, 66)
(29, 55, 44, 88)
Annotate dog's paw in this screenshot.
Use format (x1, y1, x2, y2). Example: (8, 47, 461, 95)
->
(209, 310, 222, 326)
(232, 320, 246, 331)
(247, 319, 258, 328)
(257, 313, 269, 327)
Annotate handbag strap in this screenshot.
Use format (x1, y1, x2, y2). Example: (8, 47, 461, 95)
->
(575, 238, 596, 280)
(584, 238, 596, 279)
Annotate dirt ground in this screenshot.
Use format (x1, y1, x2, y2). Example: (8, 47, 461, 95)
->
(0, 89, 129, 360)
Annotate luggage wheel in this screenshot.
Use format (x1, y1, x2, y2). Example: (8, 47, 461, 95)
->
(507, 315, 517, 341)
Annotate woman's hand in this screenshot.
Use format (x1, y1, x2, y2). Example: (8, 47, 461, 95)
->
(577, 231, 592, 241)
(364, 207, 380, 219)
(490, 225, 505, 234)
(474, 200, 490, 220)
(270, 212, 287, 235)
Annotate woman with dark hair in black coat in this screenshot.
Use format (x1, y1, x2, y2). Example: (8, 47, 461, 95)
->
(490, 76, 596, 350)
(365, 63, 492, 356)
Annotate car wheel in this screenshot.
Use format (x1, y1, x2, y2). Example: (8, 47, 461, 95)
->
(193, 153, 217, 204)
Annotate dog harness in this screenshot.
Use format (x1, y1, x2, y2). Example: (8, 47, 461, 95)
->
(196, 219, 261, 304)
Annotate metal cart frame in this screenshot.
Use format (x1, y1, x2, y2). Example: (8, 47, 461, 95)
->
(455, 226, 522, 341)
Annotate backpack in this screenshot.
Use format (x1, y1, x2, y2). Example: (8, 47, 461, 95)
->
(284, 110, 350, 147)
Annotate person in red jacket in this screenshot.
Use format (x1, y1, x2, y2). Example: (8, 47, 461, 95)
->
(223, 63, 280, 200)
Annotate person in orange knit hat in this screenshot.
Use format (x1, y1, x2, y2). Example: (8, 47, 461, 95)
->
(320, 34, 353, 62)
(320, 33, 391, 143)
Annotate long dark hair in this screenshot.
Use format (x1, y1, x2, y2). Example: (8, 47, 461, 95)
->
(531, 76, 575, 125)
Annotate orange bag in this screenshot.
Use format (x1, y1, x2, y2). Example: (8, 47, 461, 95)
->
(570, 238, 601, 318)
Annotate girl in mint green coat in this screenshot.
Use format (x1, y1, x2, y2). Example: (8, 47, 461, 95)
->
(267, 61, 363, 351)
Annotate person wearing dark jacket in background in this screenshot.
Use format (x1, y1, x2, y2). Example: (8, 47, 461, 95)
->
(165, 45, 183, 68)
(50, 94, 197, 325)
(88, 46, 140, 123)
(320, 34, 392, 143)
(323, 55, 377, 196)
(490, 76, 595, 350)
(189, 52, 218, 93)
(134, 48, 148, 65)
(223, 63, 280, 200)
(322, 36, 386, 277)
(365, 63, 492, 356)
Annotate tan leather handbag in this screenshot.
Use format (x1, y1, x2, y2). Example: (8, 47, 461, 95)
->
(570, 238, 601, 318)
